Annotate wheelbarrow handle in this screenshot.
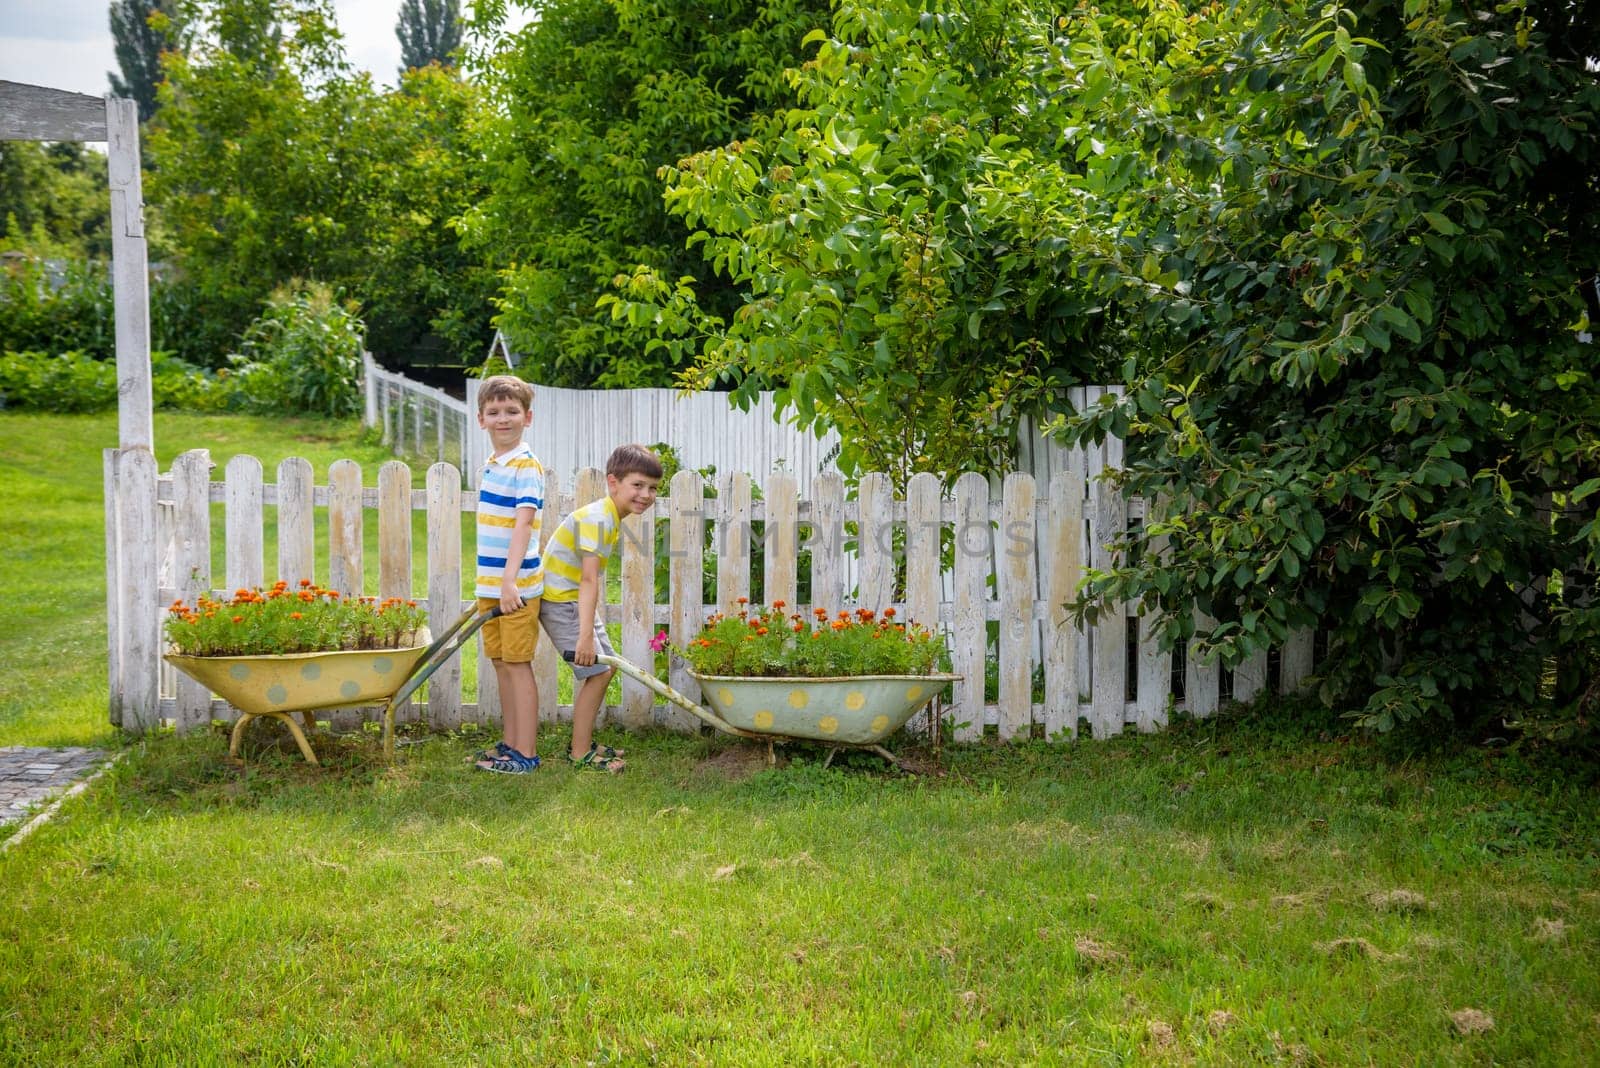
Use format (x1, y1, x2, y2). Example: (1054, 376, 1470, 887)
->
(562, 650, 745, 737)
(382, 606, 502, 760)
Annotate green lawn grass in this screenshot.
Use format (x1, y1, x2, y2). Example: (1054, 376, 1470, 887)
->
(2, 412, 1597, 1064)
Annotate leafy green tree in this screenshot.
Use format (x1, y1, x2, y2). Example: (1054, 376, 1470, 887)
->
(1004, 0, 1600, 732)
(633, 0, 1116, 485)
(146, 0, 352, 360)
(149, 0, 493, 368)
(396, 0, 462, 74)
(462, 0, 831, 388)
(109, 0, 185, 121)
(0, 142, 110, 259)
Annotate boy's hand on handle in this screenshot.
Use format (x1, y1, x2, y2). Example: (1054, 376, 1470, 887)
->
(574, 633, 596, 667)
(499, 581, 523, 615)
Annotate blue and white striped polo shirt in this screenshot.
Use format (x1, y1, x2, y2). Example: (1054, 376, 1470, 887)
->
(475, 442, 545, 599)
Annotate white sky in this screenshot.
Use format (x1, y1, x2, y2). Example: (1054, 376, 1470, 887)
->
(0, 1, 534, 98)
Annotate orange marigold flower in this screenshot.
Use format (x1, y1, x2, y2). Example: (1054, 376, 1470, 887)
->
(883, 606, 896, 618)
(744, 635, 756, 642)
(813, 608, 828, 619)
(290, 612, 302, 620)
(831, 620, 846, 631)
(406, 600, 417, 608)
(298, 578, 312, 588)
(792, 622, 804, 633)
(772, 599, 786, 609)
(811, 631, 822, 639)
(737, 596, 749, 605)
(756, 627, 769, 636)
(231, 615, 243, 623)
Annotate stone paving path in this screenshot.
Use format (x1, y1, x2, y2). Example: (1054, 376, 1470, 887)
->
(1, 746, 110, 827)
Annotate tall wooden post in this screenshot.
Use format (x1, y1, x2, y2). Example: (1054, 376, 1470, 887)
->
(2, 82, 157, 729)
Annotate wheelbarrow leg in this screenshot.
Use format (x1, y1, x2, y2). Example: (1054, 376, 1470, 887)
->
(228, 712, 255, 762)
(230, 710, 320, 766)
(277, 711, 320, 765)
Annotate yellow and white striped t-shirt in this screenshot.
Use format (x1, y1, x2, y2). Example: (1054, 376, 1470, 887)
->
(540, 495, 620, 603)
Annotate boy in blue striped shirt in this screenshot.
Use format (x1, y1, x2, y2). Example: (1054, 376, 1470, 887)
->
(473, 375, 545, 773)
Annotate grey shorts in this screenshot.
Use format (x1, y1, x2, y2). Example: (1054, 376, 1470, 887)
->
(538, 600, 616, 680)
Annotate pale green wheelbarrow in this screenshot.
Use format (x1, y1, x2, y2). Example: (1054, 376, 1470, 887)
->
(571, 651, 959, 769)
(167, 607, 501, 764)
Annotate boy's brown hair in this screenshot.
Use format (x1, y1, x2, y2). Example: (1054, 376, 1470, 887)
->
(606, 443, 664, 481)
(478, 374, 534, 413)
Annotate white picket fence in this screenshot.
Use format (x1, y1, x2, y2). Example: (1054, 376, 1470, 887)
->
(104, 444, 1316, 742)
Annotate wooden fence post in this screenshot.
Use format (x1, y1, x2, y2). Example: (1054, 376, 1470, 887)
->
(103, 449, 123, 727)
(117, 448, 160, 731)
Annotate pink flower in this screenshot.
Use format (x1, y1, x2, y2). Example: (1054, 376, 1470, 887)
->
(649, 629, 670, 653)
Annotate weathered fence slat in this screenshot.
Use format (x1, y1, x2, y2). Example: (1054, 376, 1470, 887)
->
(426, 463, 462, 729)
(952, 472, 989, 742)
(1044, 468, 1085, 739)
(717, 472, 752, 613)
(378, 461, 412, 601)
(764, 472, 799, 611)
(667, 470, 703, 731)
(904, 472, 942, 736)
(277, 457, 314, 586)
(998, 473, 1036, 740)
(1281, 627, 1315, 692)
(1134, 499, 1171, 732)
(809, 472, 844, 618)
(620, 505, 656, 730)
(535, 471, 568, 725)
(857, 472, 894, 610)
(1088, 397, 1127, 738)
(1233, 648, 1269, 704)
(171, 450, 212, 731)
(328, 460, 363, 598)
(225, 455, 264, 593)
(1185, 613, 1221, 719)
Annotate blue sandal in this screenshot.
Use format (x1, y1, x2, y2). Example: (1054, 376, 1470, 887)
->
(477, 750, 540, 774)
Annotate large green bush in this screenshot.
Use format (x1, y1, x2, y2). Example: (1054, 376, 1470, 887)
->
(997, 0, 1600, 734)
(233, 282, 364, 418)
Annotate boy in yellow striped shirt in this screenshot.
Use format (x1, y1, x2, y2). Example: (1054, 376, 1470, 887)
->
(540, 444, 663, 772)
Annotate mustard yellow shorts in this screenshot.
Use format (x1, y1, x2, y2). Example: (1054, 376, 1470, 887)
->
(479, 596, 540, 663)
